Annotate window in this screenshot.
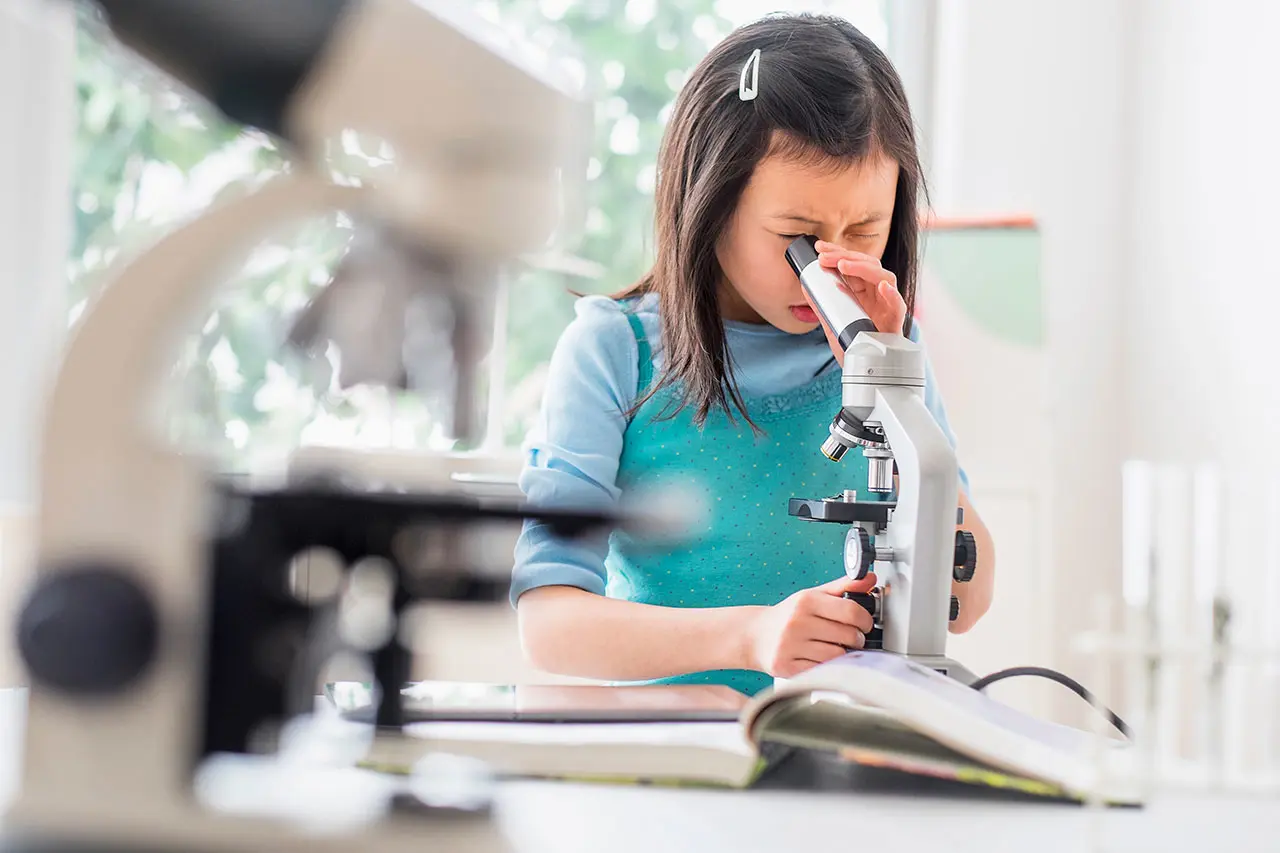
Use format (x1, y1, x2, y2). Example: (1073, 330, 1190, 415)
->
(72, 1, 891, 471)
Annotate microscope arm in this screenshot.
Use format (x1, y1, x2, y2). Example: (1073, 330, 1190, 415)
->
(22, 173, 368, 834)
(866, 385, 960, 660)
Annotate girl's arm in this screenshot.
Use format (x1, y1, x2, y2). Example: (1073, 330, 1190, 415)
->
(509, 297, 787, 681)
(520, 492, 992, 681)
(517, 587, 760, 680)
(950, 488, 994, 633)
(517, 573, 875, 681)
(509, 298, 634, 607)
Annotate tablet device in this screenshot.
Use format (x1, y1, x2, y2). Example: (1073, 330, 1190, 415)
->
(325, 680, 747, 724)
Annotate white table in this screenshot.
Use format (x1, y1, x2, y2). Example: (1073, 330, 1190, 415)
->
(1, 689, 1275, 852)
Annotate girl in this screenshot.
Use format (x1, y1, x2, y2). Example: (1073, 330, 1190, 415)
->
(511, 13, 994, 696)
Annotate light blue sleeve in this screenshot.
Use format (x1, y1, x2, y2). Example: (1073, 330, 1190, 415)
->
(509, 296, 639, 605)
(908, 320, 971, 495)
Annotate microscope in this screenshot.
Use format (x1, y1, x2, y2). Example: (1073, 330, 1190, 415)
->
(785, 235, 979, 685)
(2, 1, 634, 851)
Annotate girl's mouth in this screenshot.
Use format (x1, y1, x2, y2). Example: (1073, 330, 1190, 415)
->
(790, 304, 819, 324)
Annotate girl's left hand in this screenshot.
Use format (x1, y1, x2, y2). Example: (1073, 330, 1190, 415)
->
(811, 241, 907, 357)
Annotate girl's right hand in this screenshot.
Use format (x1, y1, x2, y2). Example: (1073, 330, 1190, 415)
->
(745, 574, 877, 678)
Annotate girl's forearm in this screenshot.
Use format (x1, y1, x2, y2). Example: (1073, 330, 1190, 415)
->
(516, 586, 765, 681)
(950, 488, 995, 633)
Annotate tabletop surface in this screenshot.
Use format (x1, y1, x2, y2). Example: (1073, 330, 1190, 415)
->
(1, 688, 1276, 852)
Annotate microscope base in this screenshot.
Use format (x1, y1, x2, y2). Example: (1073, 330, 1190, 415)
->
(903, 654, 978, 687)
(2, 758, 509, 853)
(0, 819, 509, 853)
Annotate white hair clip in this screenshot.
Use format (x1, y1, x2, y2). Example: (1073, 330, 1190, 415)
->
(739, 48, 761, 101)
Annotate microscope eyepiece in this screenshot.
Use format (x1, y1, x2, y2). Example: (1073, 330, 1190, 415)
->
(786, 235, 877, 348)
(784, 233, 820, 278)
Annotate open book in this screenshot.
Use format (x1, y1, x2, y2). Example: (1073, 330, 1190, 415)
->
(327, 652, 1139, 804)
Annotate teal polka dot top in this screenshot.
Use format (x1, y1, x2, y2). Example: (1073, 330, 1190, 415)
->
(605, 311, 871, 696)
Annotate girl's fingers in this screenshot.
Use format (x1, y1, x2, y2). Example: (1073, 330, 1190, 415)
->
(817, 572, 878, 595)
(839, 280, 880, 317)
(795, 640, 855, 665)
(879, 280, 905, 309)
(812, 594, 875, 634)
(815, 240, 880, 262)
(810, 247, 904, 333)
(836, 257, 897, 288)
(806, 616, 865, 650)
(818, 253, 884, 275)
(840, 279, 876, 314)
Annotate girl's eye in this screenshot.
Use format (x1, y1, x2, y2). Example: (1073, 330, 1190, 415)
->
(778, 233, 803, 240)
(851, 233, 880, 240)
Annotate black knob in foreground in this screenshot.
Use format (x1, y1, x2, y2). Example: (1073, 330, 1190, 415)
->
(844, 527, 874, 580)
(953, 530, 977, 583)
(17, 564, 159, 696)
(949, 595, 960, 622)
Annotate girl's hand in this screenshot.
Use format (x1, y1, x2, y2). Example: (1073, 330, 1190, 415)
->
(807, 241, 907, 364)
(745, 573, 877, 678)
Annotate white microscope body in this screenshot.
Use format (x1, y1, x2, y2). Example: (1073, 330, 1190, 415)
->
(786, 235, 977, 683)
(4, 1, 594, 851)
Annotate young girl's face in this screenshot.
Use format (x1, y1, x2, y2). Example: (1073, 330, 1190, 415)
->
(715, 141, 899, 332)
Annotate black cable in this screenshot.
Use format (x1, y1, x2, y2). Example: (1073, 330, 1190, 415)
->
(970, 666, 1132, 739)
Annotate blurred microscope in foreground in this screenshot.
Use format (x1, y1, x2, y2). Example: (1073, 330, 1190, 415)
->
(2, 1, 642, 851)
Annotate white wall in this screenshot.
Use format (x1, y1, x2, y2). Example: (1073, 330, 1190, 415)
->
(1124, 0, 1280, 463)
(0, 0, 74, 687)
(930, 0, 1280, 725)
(1122, 1, 1280, 766)
(926, 0, 1136, 721)
(0, 0, 73, 507)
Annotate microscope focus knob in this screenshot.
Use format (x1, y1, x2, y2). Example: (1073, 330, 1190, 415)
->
(949, 595, 960, 622)
(16, 564, 159, 696)
(843, 590, 881, 620)
(843, 527, 875, 580)
(953, 531, 977, 583)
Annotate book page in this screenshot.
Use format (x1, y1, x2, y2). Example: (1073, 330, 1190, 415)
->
(326, 680, 745, 722)
(359, 721, 761, 787)
(819, 654, 1104, 754)
(756, 694, 990, 764)
(753, 694, 1075, 799)
(404, 720, 753, 753)
(742, 651, 1136, 802)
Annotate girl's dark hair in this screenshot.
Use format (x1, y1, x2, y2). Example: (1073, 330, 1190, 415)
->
(617, 14, 925, 427)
